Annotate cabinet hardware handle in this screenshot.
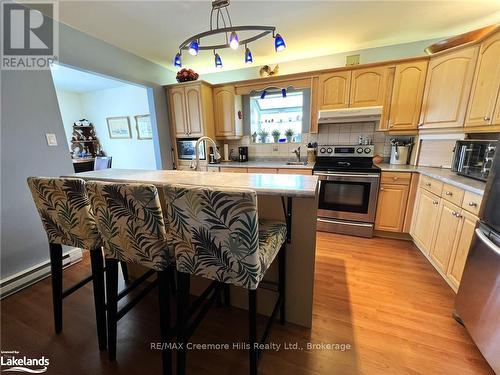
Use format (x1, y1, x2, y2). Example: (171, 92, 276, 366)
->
(393, 177, 399, 180)
(380, 187, 384, 191)
(426, 182, 432, 186)
(456, 213, 462, 218)
(418, 123, 423, 127)
(484, 116, 491, 121)
(433, 200, 439, 205)
(445, 191, 452, 196)
(468, 202, 477, 207)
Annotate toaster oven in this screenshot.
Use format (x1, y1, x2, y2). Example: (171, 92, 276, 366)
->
(452, 140, 497, 182)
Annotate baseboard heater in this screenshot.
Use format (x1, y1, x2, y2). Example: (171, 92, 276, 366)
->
(0, 248, 83, 299)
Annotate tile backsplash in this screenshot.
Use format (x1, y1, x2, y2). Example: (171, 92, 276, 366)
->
(219, 122, 395, 160)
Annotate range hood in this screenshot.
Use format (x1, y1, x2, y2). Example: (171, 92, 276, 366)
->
(318, 106, 383, 124)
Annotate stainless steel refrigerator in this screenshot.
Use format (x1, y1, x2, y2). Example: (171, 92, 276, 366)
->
(455, 136, 500, 374)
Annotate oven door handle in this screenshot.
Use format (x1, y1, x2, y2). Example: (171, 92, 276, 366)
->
(314, 172, 381, 179)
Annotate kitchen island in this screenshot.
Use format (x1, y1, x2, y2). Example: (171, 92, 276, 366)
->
(65, 169, 319, 328)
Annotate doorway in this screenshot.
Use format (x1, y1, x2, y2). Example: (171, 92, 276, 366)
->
(51, 64, 157, 171)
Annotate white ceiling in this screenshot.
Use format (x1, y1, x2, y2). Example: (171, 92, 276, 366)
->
(56, 1, 500, 74)
(50, 64, 127, 93)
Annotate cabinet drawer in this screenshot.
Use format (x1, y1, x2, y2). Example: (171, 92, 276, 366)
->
(380, 172, 412, 185)
(461, 191, 482, 215)
(441, 183, 464, 206)
(277, 168, 313, 175)
(247, 168, 278, 174)
(220, 167, 247, 173)
(420, 175, 443, 196)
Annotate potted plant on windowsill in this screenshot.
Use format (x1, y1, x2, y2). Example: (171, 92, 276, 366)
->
(251, 132, 258, 143)
(284, 128, 294, 142)
(271, 129, 281, 143)
(258, 129, 269, 143)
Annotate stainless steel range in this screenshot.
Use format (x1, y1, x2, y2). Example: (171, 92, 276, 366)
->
(313, 145, 381, 238)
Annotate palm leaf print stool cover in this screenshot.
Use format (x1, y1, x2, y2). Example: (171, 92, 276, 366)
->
(164, 184, 287, 375)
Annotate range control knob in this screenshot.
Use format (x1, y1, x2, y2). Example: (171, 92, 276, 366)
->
(320, 147, 326, 154)
(356, 147, 363, 154)
(326, 147, 333, 153)
(364, 148, 372, 154)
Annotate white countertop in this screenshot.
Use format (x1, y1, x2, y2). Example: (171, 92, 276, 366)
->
(66, 169, 319, 198)
(212, 160, 315, 170)
(378, 163, 486, 195)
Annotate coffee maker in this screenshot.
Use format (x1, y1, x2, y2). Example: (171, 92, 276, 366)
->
(238, 146, 248, 162)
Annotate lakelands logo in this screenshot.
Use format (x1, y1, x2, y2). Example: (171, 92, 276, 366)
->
(1, 350, 49, 373)
(1, 1, 58, 70)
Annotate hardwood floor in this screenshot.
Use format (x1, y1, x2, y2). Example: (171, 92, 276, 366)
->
(1, 232, 493, 374)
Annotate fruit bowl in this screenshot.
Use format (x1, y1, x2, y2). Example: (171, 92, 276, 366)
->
(176, 68, 199, 83)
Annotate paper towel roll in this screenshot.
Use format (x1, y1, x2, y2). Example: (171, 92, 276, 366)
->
(223, 144, 229, 161)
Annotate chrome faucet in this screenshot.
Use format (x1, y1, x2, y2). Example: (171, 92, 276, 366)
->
(292, 146, 301, 162)
(190, 136, 221, 170)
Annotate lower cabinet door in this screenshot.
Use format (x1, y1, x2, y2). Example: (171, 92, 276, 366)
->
(411, 189, 440, 252)
(430, 200, 462, 272)
(375, 183, 409, 232)
(446, 210, 478, 289)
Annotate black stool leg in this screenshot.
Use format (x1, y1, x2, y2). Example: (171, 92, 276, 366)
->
(105, 258, 119, 361)
(249, 289, 257, 375)
(120, 261, 129, 283)
(169, 267, 176, 294)
(223, 284, 231, 307)
(49, 243, 63, 334)
(90, 249, 107, 351)
(176, 271, 190, 375)
(278, 242, 286, 325)
(158, 269, 172, 375)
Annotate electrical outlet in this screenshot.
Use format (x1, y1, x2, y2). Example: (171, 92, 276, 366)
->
(45, 133, 58, 146)
(273, 145, 279, 152)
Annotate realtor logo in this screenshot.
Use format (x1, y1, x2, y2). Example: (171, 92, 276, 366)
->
(1, 1, 58, 69)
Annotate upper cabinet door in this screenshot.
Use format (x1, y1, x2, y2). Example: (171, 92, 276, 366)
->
(349, 66, 388, 107)
(419, 46, 479, 129)
(169, 86, 189, 137)
(185, 85, 203, 137)
(318, 71, 351, 110)
(388, 61, 428, 130)
(213, 86, 236, 137)
(465, 32, 500, 127)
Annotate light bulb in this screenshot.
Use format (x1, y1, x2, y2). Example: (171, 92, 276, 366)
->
(229, 31, 239, 50)
(188, 40, 199, 56)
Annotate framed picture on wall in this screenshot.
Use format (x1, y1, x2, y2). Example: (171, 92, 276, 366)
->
(107, 117, 131, 139)
(135, 115, 152, 140)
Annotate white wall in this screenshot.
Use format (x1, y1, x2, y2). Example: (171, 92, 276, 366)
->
(55, 89, 86, 151)
(79, 85, 156, 169)
(201, 38, 441, 84)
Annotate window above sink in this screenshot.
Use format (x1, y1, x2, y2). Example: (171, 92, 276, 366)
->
(245, 88, 310, 144)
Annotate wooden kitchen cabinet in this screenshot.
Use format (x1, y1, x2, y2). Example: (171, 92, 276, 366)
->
(167, 82, 214, 138)
(220, 167, 247, 173)
(213, 85, 243, 139)
(247, 168, 278, 174)
(375, 183, 410, 232)
(277, 168, 312, 175)
(350, 66, 389, 108)
(447, 210, 478, 290)
(387, 60, 428, 130)
(465, 31, 500, 128)
(317, 71, 351, 110)
(411, 188, 440, 253)
(419, 46, 479, 129)
(169, 86, 188, 137)
(430, 199, 463, 272)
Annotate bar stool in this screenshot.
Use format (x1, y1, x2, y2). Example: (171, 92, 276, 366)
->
(87, 181, 175, 374)
(27, 177, 108, 350)
(163, 184, 287, 375)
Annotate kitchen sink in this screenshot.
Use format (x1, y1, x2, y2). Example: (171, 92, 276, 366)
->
(285, 162, 308, 166)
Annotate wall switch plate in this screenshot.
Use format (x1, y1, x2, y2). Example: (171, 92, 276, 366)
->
(346, 54, 360, 66)
(46, 133, 58, 146)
